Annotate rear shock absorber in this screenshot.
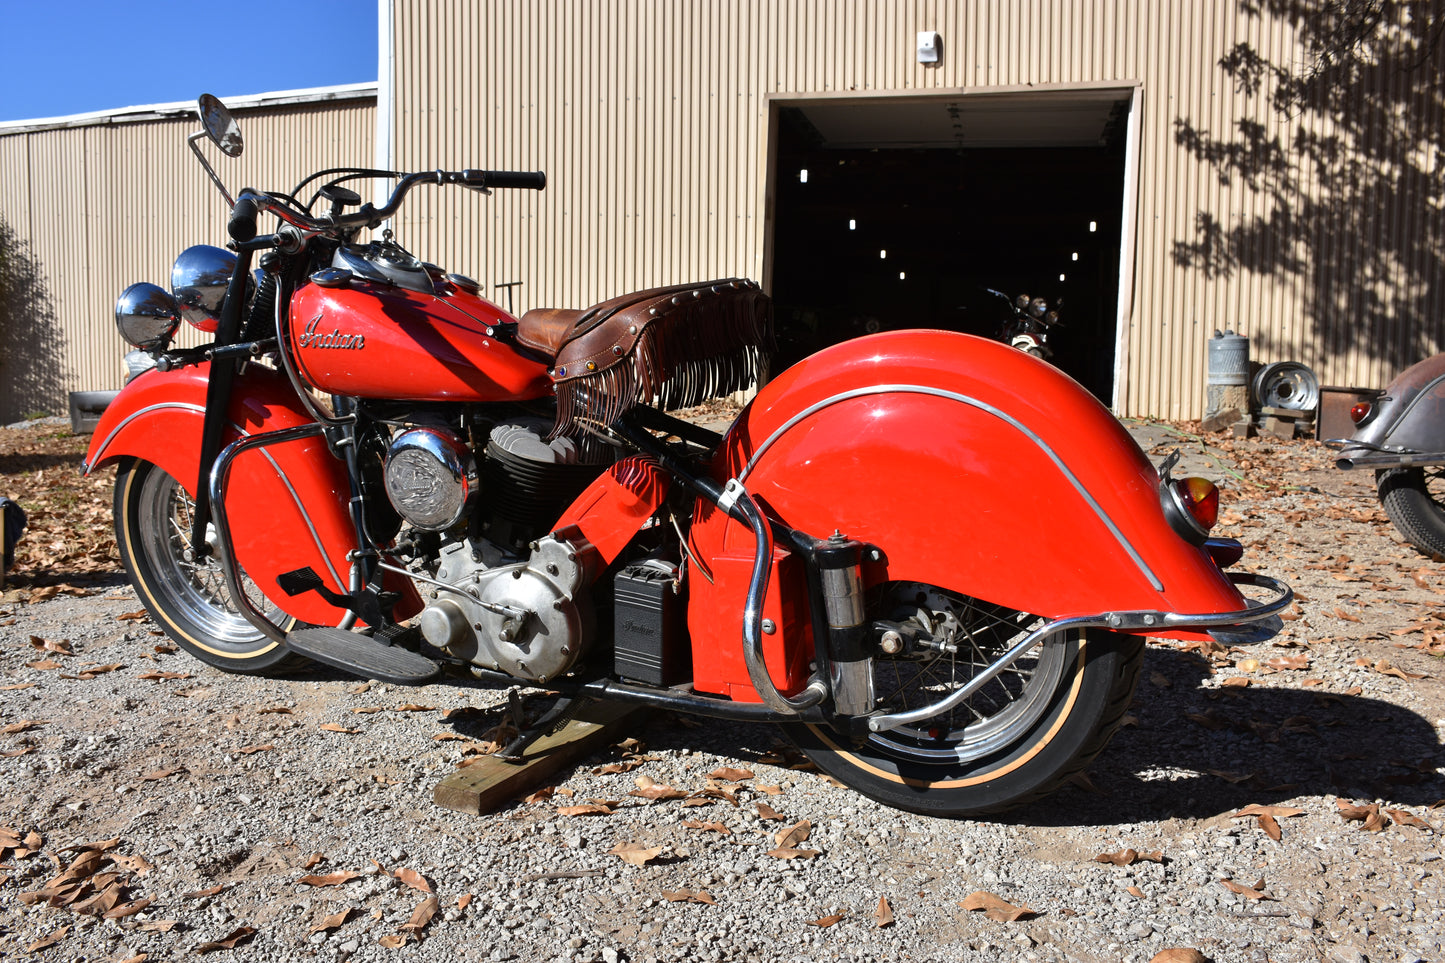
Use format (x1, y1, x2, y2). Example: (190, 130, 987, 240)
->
(815, 534, 874, 720)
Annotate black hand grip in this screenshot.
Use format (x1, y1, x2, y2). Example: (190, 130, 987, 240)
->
(228, 195, 259, 242)
(460, 169, 547, 191)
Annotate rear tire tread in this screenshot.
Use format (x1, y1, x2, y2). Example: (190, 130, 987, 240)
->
(1378, 467, 1445, 558)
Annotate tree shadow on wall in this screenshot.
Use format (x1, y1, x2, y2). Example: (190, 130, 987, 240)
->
(1172, 0, 1445, 370)
(0, 216, 66, 421)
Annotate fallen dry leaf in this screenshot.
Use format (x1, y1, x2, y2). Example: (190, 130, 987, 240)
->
(457, 894, 473, 910)
(756, 803, 784, 821)
(104, 897, 154, 920)
(523, 787, 555, 803)
(807, 913, 845, 927)
(298, 871, 361, 887)
(755, 784, 784, 795)
(1257, 814, 1281, 841)
(608, 842, 663, 866)
(1373, 659, 1429, 681)
(1231, 804, 1306, 819)
(117, 610, 149, 621)
(377, 934, 407, 948)
(774, 819, 811, 849)
(1149, 951, 1209, 963)
(662, 889, 716, 904)
(1219, 878, 1271, 900)
(556, 803, 613, 817)
(26, 926, 69, 952)
(960, 891, 1033, 921)
(237, 744, 273, 755)
(183, 884, 226, 898)
(195, 926, 256, 953)
(256, 706, 292, 715)
(319, 723, 359, 734)
(1, 719, 48, 734)
(136, 671, 190, 681)
(392, 867, 433, 894)
(707, 767, 754, 782)
(311, 908, 353, 933)
(399, 896, 440, 935)
(1385, 809, 1438, 831)
(112, 853, 153, 874)
(680, 820, 731, 834)
(874, 895, 894, 928)
(1093, 848, 1164, 866)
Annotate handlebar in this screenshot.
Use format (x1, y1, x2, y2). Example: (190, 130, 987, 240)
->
(232, 167, 547, 243)
(228, 195, 259, 242)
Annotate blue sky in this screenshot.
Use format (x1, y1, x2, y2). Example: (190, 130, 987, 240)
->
(0, 0, 377, 123)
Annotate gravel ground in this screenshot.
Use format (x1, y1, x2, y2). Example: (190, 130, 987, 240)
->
(1, 420, 1443, 963)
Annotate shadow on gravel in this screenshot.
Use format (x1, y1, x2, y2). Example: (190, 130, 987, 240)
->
(1007, 645, 1444, 827)
(544, 644, 1444, 828)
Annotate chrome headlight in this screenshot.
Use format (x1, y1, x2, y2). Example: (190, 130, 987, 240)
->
(115, 282, 180, 350)
(384, 428, 477, 531)
(171, 244, 237, 332)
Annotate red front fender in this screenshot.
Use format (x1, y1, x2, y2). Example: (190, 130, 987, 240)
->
(688, 331, 1252, 699)
(85, 363, 395, 626)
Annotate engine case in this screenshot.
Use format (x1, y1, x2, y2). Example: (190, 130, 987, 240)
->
(418, 534, 594, 683)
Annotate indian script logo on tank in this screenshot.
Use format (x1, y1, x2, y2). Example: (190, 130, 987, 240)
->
(298, 312, 365, 350)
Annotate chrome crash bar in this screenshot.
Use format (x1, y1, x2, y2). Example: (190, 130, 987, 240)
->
(866, 572, 1293, 733)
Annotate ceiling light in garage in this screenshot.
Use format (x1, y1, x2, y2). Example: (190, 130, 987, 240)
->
(849, 219, 856, 230)
(899, 272, 906, 280)
(879, 249, 887, 259)
(799, 169, 809, 183)
(1072, 252, 1079, 261)
(1059, 274, 1066, 282)
(1089, 221, 1097, 232)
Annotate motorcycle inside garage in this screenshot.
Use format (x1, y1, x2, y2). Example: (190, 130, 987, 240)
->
(766, 89, 1133, 405)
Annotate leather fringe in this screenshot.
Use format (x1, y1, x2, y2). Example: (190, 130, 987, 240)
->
(551, 282, 773, 439)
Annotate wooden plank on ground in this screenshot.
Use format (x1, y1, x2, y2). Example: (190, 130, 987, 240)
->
(432, 700, 648, 816)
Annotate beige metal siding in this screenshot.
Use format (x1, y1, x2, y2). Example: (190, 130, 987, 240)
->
(0, 98, 375, 422)
(389, 0, 1440, 419)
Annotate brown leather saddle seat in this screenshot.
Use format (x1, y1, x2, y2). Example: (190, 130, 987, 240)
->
(515, 279, 772, 434)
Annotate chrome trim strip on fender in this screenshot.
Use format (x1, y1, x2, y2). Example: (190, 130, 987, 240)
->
(89, 400, 344, 593)
(87, 402, 208, 473)
(737, 385, 1166, 593)
(867, 572, 1293, 734)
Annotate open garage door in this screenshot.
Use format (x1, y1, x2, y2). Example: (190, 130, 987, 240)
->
(765, 86, 1137, 406)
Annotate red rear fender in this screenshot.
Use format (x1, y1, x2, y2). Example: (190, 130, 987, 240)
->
(85, 364, 401, 625)
(688, 331, 1247, 697)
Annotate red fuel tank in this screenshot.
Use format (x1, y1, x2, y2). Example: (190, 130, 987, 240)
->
(288, 280, 554, 403)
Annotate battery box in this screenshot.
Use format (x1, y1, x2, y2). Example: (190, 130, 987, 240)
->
(613, 562, 690, 686)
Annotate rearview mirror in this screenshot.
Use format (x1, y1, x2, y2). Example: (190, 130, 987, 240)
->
(197, 94, 243, 157)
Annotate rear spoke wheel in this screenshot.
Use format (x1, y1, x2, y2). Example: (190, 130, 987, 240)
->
(783, 581, 1143, 817)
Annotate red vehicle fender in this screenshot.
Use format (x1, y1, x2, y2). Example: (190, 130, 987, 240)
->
(688, 330, 1247, 700)
(553, 457, 671, 565)
(85, 363, 417, 625)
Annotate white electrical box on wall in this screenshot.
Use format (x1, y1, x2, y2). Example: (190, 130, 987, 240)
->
(917, 31, 941, 64)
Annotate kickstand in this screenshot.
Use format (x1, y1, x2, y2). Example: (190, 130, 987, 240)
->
(497, 694, 588, 764)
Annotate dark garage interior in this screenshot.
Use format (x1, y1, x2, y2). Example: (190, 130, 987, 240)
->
(768, 90, 1131, 403)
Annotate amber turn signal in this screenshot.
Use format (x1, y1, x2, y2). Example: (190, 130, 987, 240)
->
(1349, 402, 1372, 424)
(1161, 476, 1220, 545)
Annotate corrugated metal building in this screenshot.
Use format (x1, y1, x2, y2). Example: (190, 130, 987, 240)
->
(0, 85, 376, 422)
(3, 2, 1440, 423)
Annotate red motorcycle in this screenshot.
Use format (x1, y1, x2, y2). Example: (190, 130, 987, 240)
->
(86, 96, 1290, 817)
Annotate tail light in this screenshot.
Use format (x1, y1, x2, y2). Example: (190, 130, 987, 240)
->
(1161, 476, 1220, 545)
(1349, 402, 1372, 424)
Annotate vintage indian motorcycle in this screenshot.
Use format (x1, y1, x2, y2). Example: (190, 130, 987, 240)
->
(86, 96, 1292, 817)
